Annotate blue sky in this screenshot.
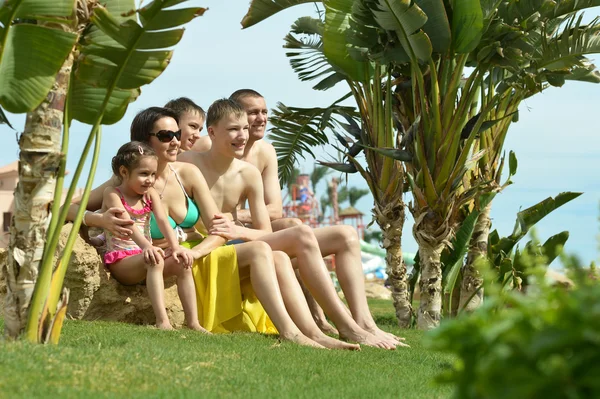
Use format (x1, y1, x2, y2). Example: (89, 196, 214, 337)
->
(1, 1, 599, 265)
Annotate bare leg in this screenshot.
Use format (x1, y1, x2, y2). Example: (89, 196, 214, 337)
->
(108, 254, 172, 330)
(273, 218, 339, 335)
(164, 257, 209, 333)
(234, 241, 325, 349)
(272, 251, 359, 351)
(258, 225, 398, 349)
(294, 268, 339, 335)
(313, 225, 406, 344)
(145, 256, 173, 329)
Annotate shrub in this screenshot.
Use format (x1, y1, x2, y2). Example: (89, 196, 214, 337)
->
(427, 253, 600, 399)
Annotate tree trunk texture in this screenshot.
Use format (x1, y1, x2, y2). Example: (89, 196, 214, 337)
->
(459, 202, 492, 312)
(3, 55, 72, 338)
(374, 201, 411, 328)
(413, 210, 451, 330)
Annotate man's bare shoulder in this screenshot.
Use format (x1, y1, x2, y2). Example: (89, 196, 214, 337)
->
(191, 136, 211, 153)
(177, 151, 205, 168)
(171, 160, 202, 176)
(247, 140, 276, 172)
(256, 140, 276, 157)
(237, 158, 262, 180)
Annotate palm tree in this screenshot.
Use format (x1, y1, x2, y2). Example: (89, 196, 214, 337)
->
(242, 0, 600, 329)
(348, 187, 370, 207)
(310, 165, 331, 217)
(310, 165, 330, 196)
(2, 0, 204, 342)
(244, 2, 414, 328)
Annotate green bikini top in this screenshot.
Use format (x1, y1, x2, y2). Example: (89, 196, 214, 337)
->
(150, 165, 200, 240)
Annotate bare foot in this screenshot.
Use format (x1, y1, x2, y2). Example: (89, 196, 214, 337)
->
(316, 319, 339, 336)
(312, 334, 360, 351)
(364, 325, 408, 345)
(280, 332, 328, 349)
(187, 322, 212, 334)
(338, 327, 399, 350)
(156, 322, 174, 330)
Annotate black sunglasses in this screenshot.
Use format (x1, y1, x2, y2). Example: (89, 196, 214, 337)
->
(149, 129, 181, 143)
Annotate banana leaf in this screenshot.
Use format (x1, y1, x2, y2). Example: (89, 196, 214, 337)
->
(0, 0, 78, 113)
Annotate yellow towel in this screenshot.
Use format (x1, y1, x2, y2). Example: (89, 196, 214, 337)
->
(181, 240, 277, 334)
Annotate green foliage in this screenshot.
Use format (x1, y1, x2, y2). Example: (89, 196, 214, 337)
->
(0, 0, 78, 113)
(441, 192, 496, 314)
(241, 0, 315, 28)
(490, 192, 582, 267)
(428, 255, 600, 399)
(310, 165, 331, 193)
(364, 228, 383, 243)
(269, 102, 357, 186)
(284, 16, 348, 90)
(70, 1, 206, 125)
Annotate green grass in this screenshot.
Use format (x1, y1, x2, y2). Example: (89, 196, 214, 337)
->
(0, 300, 452, 398)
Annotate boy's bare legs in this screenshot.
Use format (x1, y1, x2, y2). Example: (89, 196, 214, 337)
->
(271, 251, 359, 350)
(164, 257, 209, 333)
(272, 218, 338, 335)
(312, 225, 405, 343)
(294, 269, 339, 335)
(258, 225, 398, 349)
(234, 241, 325, 349)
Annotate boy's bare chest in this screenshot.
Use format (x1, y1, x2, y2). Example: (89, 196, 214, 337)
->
(205, 172, 245, 213)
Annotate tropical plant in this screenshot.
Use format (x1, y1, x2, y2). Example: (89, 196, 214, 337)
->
(310, 165, 331, 197)
(2, 0, 204, 342)
(441, 191, 581, 316)
(428, 248, 600, 399)
(241, 0, 600, 329)
(244, 3, 414, 327)
(363, 228, 382, 244)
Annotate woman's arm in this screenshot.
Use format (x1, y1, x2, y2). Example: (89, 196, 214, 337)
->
(62, 176, 134, 237)
(103, 188, 150, 249)
(177, 163, 227, 255)
(147, 188, 192, 267)
(147, 188, 179, 250)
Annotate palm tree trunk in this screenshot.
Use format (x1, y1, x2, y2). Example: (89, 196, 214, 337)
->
(375, 201, 411, 328)
(413, 210, 451, 330)
(3, 55, 72, 338)
(459, 202, 492, 311)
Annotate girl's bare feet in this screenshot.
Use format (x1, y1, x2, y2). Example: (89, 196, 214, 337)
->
(187, 322, 212, 334)
(280, 332, 328, 349)
(156, 322, 174, 330)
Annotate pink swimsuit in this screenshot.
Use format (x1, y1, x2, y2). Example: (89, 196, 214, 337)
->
(103, 188, 153, 266)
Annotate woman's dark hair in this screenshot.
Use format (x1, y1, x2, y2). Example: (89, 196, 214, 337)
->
(111, 141, 157, 182)
(130, 107, 179, 142)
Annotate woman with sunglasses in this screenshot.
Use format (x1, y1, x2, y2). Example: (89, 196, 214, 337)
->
(65, 107, 359, 349)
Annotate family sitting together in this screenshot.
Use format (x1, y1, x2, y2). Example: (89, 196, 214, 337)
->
(66, 89, 407, 350)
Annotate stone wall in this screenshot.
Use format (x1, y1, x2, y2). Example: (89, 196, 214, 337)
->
(0, 224, 184, 327)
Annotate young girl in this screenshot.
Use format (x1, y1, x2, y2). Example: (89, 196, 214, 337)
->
(102, 141, 193, 330)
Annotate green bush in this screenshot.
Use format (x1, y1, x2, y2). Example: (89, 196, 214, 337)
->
(427, 255, 600, 399)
